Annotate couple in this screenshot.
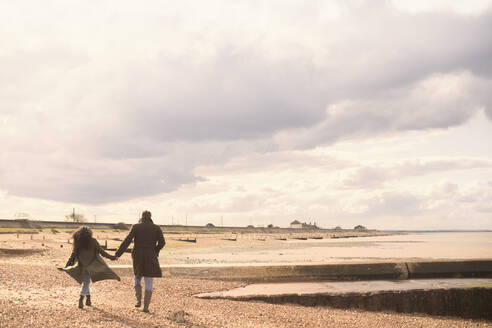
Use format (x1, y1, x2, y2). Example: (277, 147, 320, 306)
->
(62, 211, 165, 313)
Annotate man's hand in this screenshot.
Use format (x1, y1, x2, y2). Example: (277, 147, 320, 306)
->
(112, 256, 119, 261)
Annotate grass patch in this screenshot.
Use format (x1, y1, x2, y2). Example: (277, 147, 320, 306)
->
(163, 230, 228, 234)
(465, 284, 492, 288)
(164, 242, 195, 248)
(0, 228, 39, 233)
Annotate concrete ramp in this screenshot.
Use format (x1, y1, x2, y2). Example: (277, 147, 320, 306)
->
(194, 278, 492, 320)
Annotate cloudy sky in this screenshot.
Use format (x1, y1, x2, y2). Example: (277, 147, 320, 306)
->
(1, 0, 491, 229)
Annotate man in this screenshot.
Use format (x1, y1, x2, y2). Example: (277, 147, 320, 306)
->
(115, 211, 165, 313)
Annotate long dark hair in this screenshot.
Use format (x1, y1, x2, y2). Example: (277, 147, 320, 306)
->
(72, 226, 93, 253)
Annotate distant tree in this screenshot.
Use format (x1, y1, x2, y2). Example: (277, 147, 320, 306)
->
(267, 224, 274, 228)
(354, 225, 367, 231)
(205, 223, 215, 228)
(246, 225, 254, 228)
(65, 212, 87, 223)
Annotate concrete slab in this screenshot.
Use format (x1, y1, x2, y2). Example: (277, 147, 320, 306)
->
(111, 259, 492, 282)
(407, 260, 492, 278)
(194, 278, 492, 299)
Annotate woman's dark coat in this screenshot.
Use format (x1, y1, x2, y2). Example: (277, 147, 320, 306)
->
(115, 220, 165, 277)
(61, 237, 120, 284)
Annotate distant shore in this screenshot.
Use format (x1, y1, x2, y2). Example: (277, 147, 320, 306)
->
(0, 218, 386, 235)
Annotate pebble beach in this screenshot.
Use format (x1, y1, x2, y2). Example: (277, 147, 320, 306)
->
(1, 230, 491, 327)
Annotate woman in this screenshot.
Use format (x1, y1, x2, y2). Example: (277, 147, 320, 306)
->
(115, 210, 165, 313)
(62, 226, 120, 309)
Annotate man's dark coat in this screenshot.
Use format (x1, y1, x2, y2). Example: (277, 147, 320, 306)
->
(61, 238, 120, 284)
(115, 220, 165, 277)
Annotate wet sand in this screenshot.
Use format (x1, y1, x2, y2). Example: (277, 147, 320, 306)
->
(166, 232, 492, 265)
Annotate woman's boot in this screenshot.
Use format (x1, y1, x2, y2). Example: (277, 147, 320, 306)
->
(134, 285, 142, 307)
(85, 295, 91, 306)
(142, 290, 152, 313)
(78, 295, 84, 309)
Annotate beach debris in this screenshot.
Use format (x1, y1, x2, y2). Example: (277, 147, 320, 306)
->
(223, 235, 237, 241)
(168, 310, 189, 324)
(178, 237, 197, 243)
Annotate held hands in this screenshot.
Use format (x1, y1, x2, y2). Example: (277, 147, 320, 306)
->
(112, 256, 120, 261)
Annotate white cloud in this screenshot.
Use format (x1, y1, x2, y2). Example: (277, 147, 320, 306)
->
(342, 158, 492, 189)
(0, 1, 491, 229)
(391, 0, 492, 15)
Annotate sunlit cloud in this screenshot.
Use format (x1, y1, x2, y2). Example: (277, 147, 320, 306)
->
(0, 0, 491, 229)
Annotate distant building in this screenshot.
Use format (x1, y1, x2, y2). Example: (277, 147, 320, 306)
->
(290, 220, 302, 229)
(302, 222, 318, 229)
(290, 220, 319, 229)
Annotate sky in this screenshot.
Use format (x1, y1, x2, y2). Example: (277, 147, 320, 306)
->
(0, 0, 491, 229)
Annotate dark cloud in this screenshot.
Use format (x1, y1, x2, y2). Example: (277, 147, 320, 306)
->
(0, 154, 204, 204)
(277, 71, 491, 149)
(112, 51, 326, 143)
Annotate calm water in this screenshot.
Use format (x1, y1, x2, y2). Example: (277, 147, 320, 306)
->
(181, 232, 492, 264)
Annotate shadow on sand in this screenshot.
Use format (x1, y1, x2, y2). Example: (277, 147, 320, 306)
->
(89, 306, 161, 328)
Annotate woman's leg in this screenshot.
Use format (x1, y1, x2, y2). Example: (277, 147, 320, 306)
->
(134, 276, 142, 307)
(142, 277, 153, 312)
(79, 278, 90, 308)
(80, 278, 91, 296)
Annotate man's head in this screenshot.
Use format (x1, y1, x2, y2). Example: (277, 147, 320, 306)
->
(141, 210, 152, 222)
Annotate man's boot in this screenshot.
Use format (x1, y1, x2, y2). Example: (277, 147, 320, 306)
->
(134, 285, 142, 307)
(142, 290, 152, 313)
(78, 295, 84, 309)
(85, 295, 91, 306)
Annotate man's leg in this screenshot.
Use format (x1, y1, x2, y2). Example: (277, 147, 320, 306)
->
(142, 277, 153, 313)
(134, 276, 142, 307)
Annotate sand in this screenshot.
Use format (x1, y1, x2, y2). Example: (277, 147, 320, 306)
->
(1, 230, 491, 327)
